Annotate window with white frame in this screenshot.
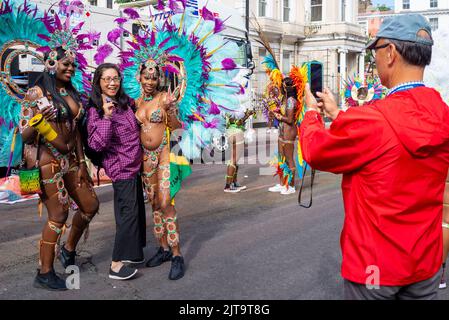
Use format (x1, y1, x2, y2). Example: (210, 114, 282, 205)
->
(282, 51, 292, 74)
(107, 0, 113, 9)
(311, 0, 323, 22)
(89, 0, 97, 5)
(430, 0, 438, 8)
(429, 17, 438, 30)
(283, 0, 290, 22)
(259, 0, 267, 17)
(403, 0, 410, 9)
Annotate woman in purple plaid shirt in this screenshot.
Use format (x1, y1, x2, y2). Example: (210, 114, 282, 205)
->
(87, 63, 146, 280)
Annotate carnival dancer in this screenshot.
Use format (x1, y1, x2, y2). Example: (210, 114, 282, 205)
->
(269, 77, 299, 195)
(11, 1, 99, 290)
(97, 1, 245, 280)
(224, 109, 255, 193)
(301, 14, 449, 299)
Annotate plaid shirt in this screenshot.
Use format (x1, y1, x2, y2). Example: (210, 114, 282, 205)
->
(87, 106, 142, 182)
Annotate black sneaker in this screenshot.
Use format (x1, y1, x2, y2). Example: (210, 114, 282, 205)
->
(121, 258, 145, 265)
(108, 265, 138, 280)
(169, 256, 185, 280)
(59, 244, 76, 268)
(146, 247, 172, 268)
(33, 269, 67, 291)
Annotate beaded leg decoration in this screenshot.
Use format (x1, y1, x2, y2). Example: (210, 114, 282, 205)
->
(159, 164, 171, 192)
(153, 210, 165, 239)
(164, 216, 179, 248)
(39, 221, 67, 265)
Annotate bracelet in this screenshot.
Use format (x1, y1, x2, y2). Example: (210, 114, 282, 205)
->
(79, 159, 87, 165)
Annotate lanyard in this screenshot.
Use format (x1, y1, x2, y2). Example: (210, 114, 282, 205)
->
(387, 82, 425, 96)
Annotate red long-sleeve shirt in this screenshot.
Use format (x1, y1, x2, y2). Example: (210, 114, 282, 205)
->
(300, 87, 449, 285)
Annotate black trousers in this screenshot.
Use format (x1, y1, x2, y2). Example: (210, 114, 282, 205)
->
(112, 175, 146, 262)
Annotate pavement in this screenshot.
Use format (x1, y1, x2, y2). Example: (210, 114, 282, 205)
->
(0, 160, 448, 300)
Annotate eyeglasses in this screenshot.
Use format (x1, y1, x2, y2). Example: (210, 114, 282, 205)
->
(101, 76, 121, 84)
(370, 43, 391, 58)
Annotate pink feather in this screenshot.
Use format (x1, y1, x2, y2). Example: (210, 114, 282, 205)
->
(108, 28, 123, 44)
(114, 17, 128, 25)
(37, 46, 51, 53)
(94, 44, 113, 65)
(124, 8, 140, 19)
(221, 58, 236, 70)
(163, 64, 180, 74)
(201, 7, 215, 21)
(156, 0, 165, 10)
(208, 101, 221, 115)
(167, 56, 184, 62)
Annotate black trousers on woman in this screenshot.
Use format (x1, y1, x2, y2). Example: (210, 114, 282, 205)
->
(112, 175, 146, 262)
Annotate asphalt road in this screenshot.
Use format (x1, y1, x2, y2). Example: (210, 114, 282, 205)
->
(0, 160, 448, 300)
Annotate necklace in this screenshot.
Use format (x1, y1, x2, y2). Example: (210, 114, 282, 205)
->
(387, 81, 425, 96)
(59, 87, 68, 97)
(144, 95, 154, 102)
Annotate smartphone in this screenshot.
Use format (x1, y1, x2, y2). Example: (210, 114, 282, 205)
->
(36, 97, 52, 110)
(310, 63, 323, 100)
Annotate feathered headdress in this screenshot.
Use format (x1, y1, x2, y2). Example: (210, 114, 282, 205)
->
(342, 75, 383, 107)
(36, 0, 96, 95)
(98, 1, 245, 159)
(252, 16, 284, 89)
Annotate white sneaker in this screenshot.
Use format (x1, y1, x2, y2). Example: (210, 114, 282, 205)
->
(268, 184, 284, 192)
(439, 282, 447, 289)
(281, 186, 296, 195)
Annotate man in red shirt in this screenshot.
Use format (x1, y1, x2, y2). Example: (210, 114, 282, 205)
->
(301, 14, 449, 299)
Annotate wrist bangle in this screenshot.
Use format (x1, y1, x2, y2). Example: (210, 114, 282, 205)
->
(79, 159, 87, 165)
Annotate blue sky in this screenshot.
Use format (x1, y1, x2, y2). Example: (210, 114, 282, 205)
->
(371, 0, 395, 8)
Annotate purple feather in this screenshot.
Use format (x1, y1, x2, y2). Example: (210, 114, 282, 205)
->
(164, 45, 178, 53)
(41, 13, 55, 33)
(72, 21, 84, 34)
(54, 13, 62, 30)
(213, 17, 226, 34)
(127, 41, 141, 51)
(94, 44, 113, 65)
(150, 31, 156, 46)
(37, 46, 51, 53)
(124, 8, 140, 19)
(208, 101, 221, 115)
(204, 119, 219, 129)
(163, 64, 180, 74)
(201, 7, 215, 21)
(156, 0, 165, 10)
(158, 36, 172, 49)
(37, 34, 51, 41)
(76, 53, 88, 70)
(167, 56, 184, 62)
(108, 28, 123, 44)
(221, 58, 236, 70)
(119, 61, 134, 72)
(114, 17, 128, 25)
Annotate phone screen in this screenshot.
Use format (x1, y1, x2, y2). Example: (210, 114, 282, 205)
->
(310, 63, 323, 98)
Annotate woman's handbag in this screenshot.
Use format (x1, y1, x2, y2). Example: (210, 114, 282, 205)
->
(18, 138, 42, 195)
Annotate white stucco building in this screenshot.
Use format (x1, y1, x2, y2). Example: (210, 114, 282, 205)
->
(394, 0, 449, 31)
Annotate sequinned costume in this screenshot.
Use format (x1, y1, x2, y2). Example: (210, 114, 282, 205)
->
(1, 0, 99, 290)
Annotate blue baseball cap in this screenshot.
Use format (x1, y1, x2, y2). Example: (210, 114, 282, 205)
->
(366, 14, 434, 49)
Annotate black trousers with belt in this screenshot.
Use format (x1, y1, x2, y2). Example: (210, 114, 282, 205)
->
(112, 175, 146, 262)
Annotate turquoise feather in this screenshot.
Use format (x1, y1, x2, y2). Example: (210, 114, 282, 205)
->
(0, 0, 48, 167)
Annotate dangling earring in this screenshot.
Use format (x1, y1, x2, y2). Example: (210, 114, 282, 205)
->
(45, 50, 58, 75)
